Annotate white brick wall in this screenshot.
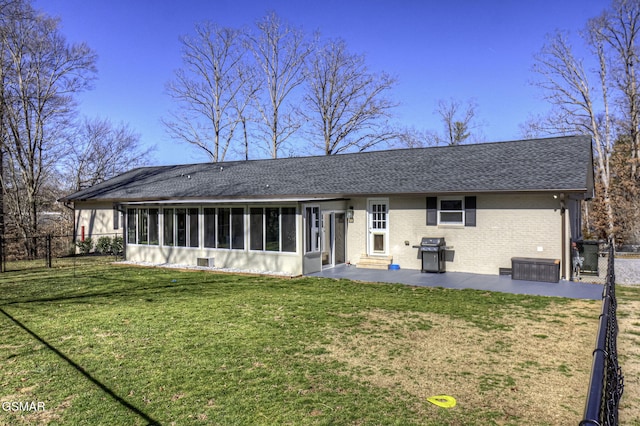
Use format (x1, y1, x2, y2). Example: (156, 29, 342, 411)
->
(347, 194, 567, 275)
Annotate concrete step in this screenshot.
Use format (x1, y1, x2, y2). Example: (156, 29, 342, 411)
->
(357, 254, 393, 270)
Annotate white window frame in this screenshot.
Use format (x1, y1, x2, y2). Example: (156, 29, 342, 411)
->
(367, 198, 389, 256)
(127, 207, 160, 245)
(438, 197, 465, 225)
(250, 206, 297, 253)
(165, 206, 200, 249)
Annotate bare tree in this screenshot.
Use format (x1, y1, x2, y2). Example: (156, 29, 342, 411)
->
(0, 0, 96, 256)
(232, 62, 260, 161)
(518, 111, 579, 139)
(304, 38, 398, 155)
(590, 0, 640, 180)
(533, 30, 616, 240)
(434, 98, 479, 146)
(65, 117, 151, 191)
(248, 12, 314, 158)
(164, 22, 256, 162)
(394, 126, 439, 148)
(0, 0, 20, 268)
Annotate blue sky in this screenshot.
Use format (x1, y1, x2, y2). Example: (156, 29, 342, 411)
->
(35, 0, 606, 165)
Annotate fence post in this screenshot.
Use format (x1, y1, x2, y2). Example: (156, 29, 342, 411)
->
(46, 234, 52, 268)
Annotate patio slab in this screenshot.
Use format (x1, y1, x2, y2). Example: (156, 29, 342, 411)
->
(308, 264, 604, 300)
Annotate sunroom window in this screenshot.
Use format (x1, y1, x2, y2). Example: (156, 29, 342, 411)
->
(250, 206, 297, 253)
(203, 207, 244, 250)
(127, 208, 159, 245)
(173, 208, 198, 247)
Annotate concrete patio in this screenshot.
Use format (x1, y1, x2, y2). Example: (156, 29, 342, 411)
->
(309, 264, 604, 300)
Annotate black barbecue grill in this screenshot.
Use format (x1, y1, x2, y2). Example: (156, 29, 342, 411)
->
(415, 237, 446, 273)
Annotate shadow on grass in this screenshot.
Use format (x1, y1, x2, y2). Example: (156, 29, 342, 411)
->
(0, 307, 161, 426)
(1, 277, 208, 306)
(0, 265, 279, 308)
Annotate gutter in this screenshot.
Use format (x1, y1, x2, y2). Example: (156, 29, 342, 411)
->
(64, 189, 591, 205)
(560, 193, 567, 280)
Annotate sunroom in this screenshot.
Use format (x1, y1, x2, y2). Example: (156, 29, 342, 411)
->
(121, 199, 348, 276)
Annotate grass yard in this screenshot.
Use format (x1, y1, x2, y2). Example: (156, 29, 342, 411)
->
(0, 257, 618, 425)
(617, 285, 640, 425)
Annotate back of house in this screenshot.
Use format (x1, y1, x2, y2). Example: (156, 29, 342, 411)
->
(60, 135, 594, 279)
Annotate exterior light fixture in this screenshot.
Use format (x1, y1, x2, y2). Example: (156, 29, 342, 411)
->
(346, 207, 354, 223)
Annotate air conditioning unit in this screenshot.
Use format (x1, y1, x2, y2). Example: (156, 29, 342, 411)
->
(196, 257, 215, 267)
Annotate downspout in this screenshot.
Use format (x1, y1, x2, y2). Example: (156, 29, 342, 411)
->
(560, 193, 566, 280)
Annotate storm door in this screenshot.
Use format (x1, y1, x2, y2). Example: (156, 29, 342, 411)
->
(367, 199, 388, 256)
(302, 205, 322, 274)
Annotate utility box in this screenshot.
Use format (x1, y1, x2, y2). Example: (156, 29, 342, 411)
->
(578, 240, 600, 275)
(511, 257, 560, 283)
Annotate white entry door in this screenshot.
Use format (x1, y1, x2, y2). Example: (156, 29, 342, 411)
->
(367, 199, 388, 256)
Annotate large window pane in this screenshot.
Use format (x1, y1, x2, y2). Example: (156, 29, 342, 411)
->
(149, 209, 159, 245)
(281, 207, 296, 252)
(176, 208, 187, 247)
(204, 208, 216, 248)
(250, 208, 263, 250)
(217, 208, 230, 248)
(440, 211, 463, 223)
(231, 208, 244, 249)
(305, 207, 319, 253)
(189, 208, 199, 247)
(138, 209, 149, 244)
(127, 209, 136, 244)
(163, 208, 174, 246)
(265, 207, 280, 251)
(441, 199, 462, 211)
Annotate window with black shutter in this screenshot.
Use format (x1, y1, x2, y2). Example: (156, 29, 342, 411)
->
(426, 196, 477, 227)
(465, 196, 476, 227)
(426, 197, 437, 226)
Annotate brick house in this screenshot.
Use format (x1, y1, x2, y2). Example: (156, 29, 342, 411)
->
(60, 135, 594, 279)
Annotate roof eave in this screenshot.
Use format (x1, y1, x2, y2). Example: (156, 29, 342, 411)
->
(64, 187, 592, 204)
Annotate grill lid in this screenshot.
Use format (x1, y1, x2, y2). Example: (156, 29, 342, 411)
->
(420, 237, 446, 247)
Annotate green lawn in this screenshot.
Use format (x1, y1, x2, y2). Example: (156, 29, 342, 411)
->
(0, 258, 604, 425)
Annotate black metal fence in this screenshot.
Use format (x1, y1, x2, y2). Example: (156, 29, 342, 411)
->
(580, 243, 624, 426)
(0, 233, 123, 272)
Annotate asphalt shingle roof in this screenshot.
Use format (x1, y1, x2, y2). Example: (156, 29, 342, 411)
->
(61, 135, 594, 202)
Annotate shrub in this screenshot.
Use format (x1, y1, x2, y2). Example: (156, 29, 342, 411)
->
(112, 236, 124, 255)
(76, 238, 93, 255)
(95, 236, 112, 254)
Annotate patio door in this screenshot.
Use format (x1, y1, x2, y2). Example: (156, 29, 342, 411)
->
(321, 212, 346, 268)
(368, 199, 388, 256)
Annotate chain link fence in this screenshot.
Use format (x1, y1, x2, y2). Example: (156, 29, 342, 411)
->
(580, 243, 624, 426)
(0, 233, 123, 272)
